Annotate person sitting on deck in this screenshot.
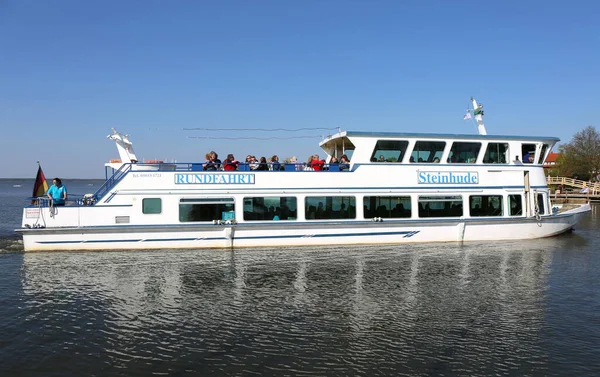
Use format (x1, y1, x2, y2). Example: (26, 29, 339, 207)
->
(311, 154, 325, 171)
(249, 156, 259, 170)
(304, 155, 315, 171)
(203, 151, 221, 171)
(256, 156, 269, 171)
(339, 154, 350, 171)
(223, 154, 239, 171)
(271, 155, 282, 171)
(329, 156, 339, 170)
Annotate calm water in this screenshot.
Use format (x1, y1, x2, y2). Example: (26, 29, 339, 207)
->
(1, 179, 599, 376)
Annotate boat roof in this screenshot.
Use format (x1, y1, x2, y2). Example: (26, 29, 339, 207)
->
(320, 131, 560, 146)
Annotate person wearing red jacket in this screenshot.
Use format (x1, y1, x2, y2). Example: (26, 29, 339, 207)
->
(311, 154, 325, 171)
(223, 154, 239, 171)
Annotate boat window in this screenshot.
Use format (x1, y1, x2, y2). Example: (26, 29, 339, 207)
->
(370, 140, 409, 162)
(508, 195, 523, 216)
(179, 198, 235, 222)
(418, 196, 462, 217)
(448, 142, 481, 163)
(412, 141, 445, 163)
(243, 196, 297, 220)
(469, 195, 503, 216)
(522, 143, 536, 164)
(536, 193, 546, 215)
(538, 144, 549, 164)
(483, 143, 509, 164)
(305, 196, 356, 220)
(142, 198, 162, 214)
(363, 196, 411, 218)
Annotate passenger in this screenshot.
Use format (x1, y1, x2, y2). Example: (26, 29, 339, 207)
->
(47, 177, 67, 206)
(418, 158, 424, 162)
(379, 155, 386, 162)
(202, 152, 211, 169)
(339, 154, 350, 171)
(203, 151, 221, 171)
(271, 155, 282, 171)
(257, 156, 269, 171)
(316, 202, 324, 219)
(304, 155, 315, 171)
(249, 156, 259, 170)
(433, 157, 440, 163)
(311, 154, 325, 171)
(329, 157, 339, 170)
(223, 154, 239, 171)
(339, 202, 347, 217)
(523, 153, 532, 164)
(289, 156, 300, 171)
(243, 155, 252, 170)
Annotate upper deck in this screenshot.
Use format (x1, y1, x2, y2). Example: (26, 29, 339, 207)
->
(319, 131, 558, 167)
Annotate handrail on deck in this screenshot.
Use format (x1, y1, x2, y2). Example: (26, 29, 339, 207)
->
(93, 163, 133, 202)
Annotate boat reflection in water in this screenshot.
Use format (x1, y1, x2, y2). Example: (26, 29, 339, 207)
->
(20, 242, 560, 375)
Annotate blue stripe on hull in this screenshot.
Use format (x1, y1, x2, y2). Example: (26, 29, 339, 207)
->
(36, 230, 421, 245)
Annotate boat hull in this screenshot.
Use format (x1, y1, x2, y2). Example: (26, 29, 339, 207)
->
(16, 204, 590, 251)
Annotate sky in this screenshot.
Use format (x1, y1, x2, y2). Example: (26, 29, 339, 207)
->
(1, 0, 599, 178)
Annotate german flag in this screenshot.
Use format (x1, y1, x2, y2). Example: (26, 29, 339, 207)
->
(31, 164, 49, 204)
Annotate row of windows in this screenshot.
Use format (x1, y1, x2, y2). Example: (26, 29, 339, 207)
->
(142, 194, 544, 221)
(369, 140, 549, 164)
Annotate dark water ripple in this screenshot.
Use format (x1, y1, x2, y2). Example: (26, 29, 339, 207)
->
(1, 181, 600, 376)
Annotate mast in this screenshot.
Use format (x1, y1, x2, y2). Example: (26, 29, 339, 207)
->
(471, 97, 487, 135)
(107, 128, 138, 164)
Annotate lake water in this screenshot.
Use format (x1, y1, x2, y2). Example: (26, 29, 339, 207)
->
(1, 179, 599, 376)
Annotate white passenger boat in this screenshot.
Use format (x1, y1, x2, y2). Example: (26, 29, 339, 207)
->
(16, 99, 591, 251)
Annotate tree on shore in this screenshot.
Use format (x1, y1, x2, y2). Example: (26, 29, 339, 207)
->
(557, 125, 600, 181)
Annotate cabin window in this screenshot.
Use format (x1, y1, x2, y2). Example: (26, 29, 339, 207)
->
(448, 142, 481, 163)
(363, 196, 411, 218)
(179, 198, 235, 222)
(305, 196, 356, 220)
(522, 143, 536, 164)
(412, 141, 446, 163)
(483, 143, 509, 164)
(538, 144, 549, 164)
(508, 195, 523, 216)
(418, 196, 463, 217)
(243, 196, 297, 221)
(536, 193, 546, 215)
(142, 198, 162, 214)
(370, 140, 409, 162)
(469, 195, 503, 216)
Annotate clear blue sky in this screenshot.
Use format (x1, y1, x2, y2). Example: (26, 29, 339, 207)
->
(1, 0, 599, 178)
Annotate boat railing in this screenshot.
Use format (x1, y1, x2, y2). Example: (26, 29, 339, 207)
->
(93, 163, 133, 202)
(122, 162, 351, 172)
